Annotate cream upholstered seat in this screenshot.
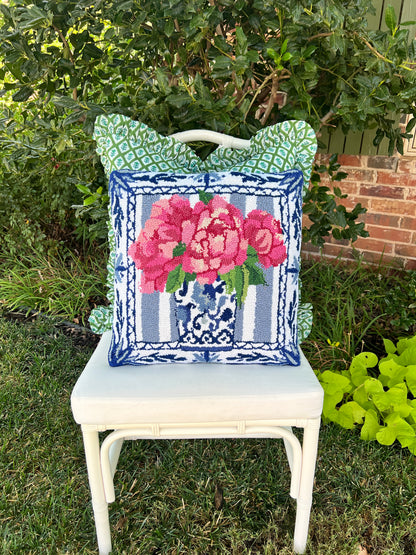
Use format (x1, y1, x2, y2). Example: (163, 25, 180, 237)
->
(73, 332, 323, 426)
(71, 129, 324, 555)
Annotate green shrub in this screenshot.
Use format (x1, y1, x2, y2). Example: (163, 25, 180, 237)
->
(0, 104, 105, 253)
(303, 154, 368, 247)
(1, 0, 415, 251)
(319, 334, 416, 455)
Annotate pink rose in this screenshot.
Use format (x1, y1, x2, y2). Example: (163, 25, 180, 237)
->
(243, 210, 287, 268)
(181, 195, 248, 284)
(128, 195, 193, 293)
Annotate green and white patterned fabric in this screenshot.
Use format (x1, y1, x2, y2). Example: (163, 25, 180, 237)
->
(89, 114, 317, 341)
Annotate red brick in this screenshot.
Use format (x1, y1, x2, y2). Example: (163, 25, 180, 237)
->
(358, 251, 399, 266)
(353, 237, 394, 254)
(316, 153, 332, 164)
(360, 184, 405, 199)
(405, 259, 416, 270)
(301, 243, 320, 255)
(338, 154, 363, 168)
(366, 226, 412, 244)
(337, 196, 370, 211)
(344, 169, 375, 182)
(401, 217, 416, 231)
(316, 176, 332, 186)
(301, 250, 318, 262)
(367, 156, 398, 171)
(328, 236, 351, 247)
(337, 197, 359, 210)
(321, 244, 355, 259)
(303, 248, 401, 268)
(406, 189, 416, 201)
(369, 199, 416, 216)
(365, 213, 400, 228)
(377, 172, 416, 187)
(397, 158, 416, 174)
(337, 182, 359, 195)
(395, 244, 416, 258)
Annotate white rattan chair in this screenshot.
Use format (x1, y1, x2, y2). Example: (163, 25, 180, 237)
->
(71, 130, 324, 555)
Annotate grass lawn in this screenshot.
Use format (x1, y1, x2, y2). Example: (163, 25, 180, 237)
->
(1, 309, 415, 554)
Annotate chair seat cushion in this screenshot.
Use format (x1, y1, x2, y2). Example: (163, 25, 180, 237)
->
(71, 332, 323, 426)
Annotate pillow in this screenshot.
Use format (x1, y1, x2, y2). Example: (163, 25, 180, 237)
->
(108, 169, 304, 366)
(88, 114, 317, 342)
(93, 113, 202, 175)
(200, 119, 317, 184)
(93, 113, 316, 180)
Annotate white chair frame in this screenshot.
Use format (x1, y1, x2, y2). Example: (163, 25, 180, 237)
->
(71, 129, 324, 554)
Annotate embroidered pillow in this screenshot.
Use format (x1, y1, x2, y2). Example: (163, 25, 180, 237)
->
(89, 114, 317, 343)
(108, 169, 303, 366)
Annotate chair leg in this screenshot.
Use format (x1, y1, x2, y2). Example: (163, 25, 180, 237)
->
(293, 418, 321, 554)
(82, 429, 112, 555)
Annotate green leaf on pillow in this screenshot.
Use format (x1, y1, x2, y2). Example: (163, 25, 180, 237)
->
(244, 247, 267, 286)
(234, 265, 250, 307)
(173, 242, 187, 257)
(245, 245, 259, 265)
(246, 263, 267, 286)
(220, 269, 235, 295)
(198, 190, 214, 205)
(184, 272, 196, 283)
(166, 264, 185, 293)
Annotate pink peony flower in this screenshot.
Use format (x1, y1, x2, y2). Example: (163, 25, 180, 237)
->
(128, 195, 193, 293)
(181, 195, 248, 284)
(243, 210, 287, 268)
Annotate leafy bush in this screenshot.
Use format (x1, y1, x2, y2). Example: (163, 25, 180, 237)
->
(319, 335, 416, 455)
(0, 104, 106, 253)
(303, 154, 368, 246)
(0, 0, 415, 252)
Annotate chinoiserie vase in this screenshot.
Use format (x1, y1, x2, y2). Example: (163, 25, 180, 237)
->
(174, 277, 237, 350)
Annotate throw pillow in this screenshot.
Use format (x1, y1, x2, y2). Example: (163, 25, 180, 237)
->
(88, 114, 317, 342)
(108, 169, 304, 366)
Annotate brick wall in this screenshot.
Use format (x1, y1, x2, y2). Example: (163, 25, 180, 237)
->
(302, 154, 416, 270)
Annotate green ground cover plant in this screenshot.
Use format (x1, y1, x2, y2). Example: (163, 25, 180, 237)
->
(320, 335, 416, 455)
(1, 315, 415, 554)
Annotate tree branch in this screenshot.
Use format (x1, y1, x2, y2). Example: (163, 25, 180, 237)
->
(320, 109, 336, 126)
(352, 31, 394, 64)
(308, 32, 333, 41)
(261, 74, 279, 125)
